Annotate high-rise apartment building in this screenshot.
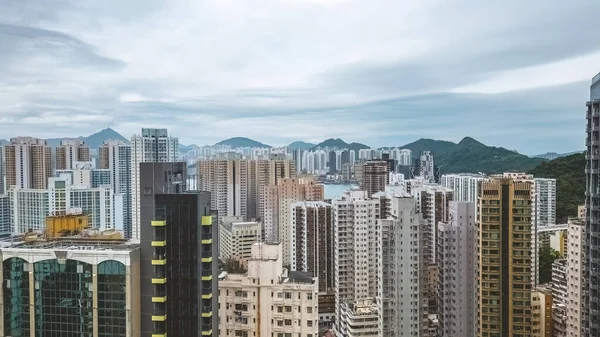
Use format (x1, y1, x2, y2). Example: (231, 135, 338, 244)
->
(419, 151, 435, 182)
(218, 242, 319, 337)
(8, 187, 49, 234)
(333, 190, 381, 335)
(437, 201, 478, 337)
(197, 157, 296, 222)
(586, 72, 600, 335)
(413, 185, 453, 264)
(377, 192, 428, 337)
(0, 237, 141, 337)
(533, 178, 557, 227)
(566, 218, 587, 337)
(361, 160, 388, 196)
(531, 289, 553, 337)
(99, 140, 133, 237)
(0, 146, 5, 194)
(0, 195, 10, 235)
(138, 162, 218, 337)
(441, 173, 488, 202)
(55, 139, 90, 170)
(478, 178, 533, 337)
(218, 216, 261, 264)
(290, 201, 334, 293)
(130, 128, 178, 239)
(4, 137, 52, 190)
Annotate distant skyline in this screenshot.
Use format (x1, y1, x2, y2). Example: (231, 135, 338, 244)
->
(1, 0, 599, 153)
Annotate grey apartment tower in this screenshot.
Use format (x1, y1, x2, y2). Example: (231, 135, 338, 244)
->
(587, 72, 600, 336)
(139, 162, 218, 337)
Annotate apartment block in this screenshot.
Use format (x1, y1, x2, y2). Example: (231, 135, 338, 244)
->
(219, 216, 261, 264)
(98, 140, 132, 238)
(139, 162, 218, 337)
(0, 194, 9, 235)
(552, 259, 568, 337)
(197, 158, 296, 223)
(218, 242, 319, 337)
(336, 299, 379, 337)
(333, 190, 381, 330)
(419, 150, 435, 182)
(586, 72, 600, 335)
(290, 201, 334, 293)
(440, 173, 488, 202)
(478, 178, 532, 337)
(531, 289, 553, 337)
(437, 201, 478, 337)
(8, 186, 49, 234)
(412, 185, 453, 264)
(533, 178, 557, 226)
(0, 146, 5, 194)
(0, 238, 141, 337)
(566, 218, 587, 337)
(55, 139, 90, 170)
(4, 137, 52, 190)
(263, 177, 324, 264)
(361, 160, 388, 196)
(130, 128, 178, 239)
(377, 193, 428, 337)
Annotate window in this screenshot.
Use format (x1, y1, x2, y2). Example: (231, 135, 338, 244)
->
(307, 320, 313, 327)
(307, 307, 312, 314)
(284, 319, 292, 326)
(307, 293, 313, 300)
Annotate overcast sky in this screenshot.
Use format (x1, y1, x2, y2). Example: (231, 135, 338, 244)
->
(1, 0, 599, 154)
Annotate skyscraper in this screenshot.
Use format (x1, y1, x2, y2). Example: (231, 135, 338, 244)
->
(99, 140, 132, 237)
(55, 140, 90, 170)
(361, 160, 388, 196)
(478, 178, 533, 336)
(139, 162, 218, 337)
(130, 128, 178, 239)
(0, 146, 5, 194)
(586, 71, 600, 335)
(4, 137, 52, 190)
(419, 150, 435, 182)
(437, 201, 478, 337)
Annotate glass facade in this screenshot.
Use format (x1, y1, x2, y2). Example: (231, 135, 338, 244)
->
(3, 258, 128, 337)
(34, 259, 93, 337)
(98, 261, 127, 337)
(3, 257, 31, 337)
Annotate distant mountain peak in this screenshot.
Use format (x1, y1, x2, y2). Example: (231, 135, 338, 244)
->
(215, 137, 270, 148)
(288, 141, 316, 150)
(458, 136, 484, 147)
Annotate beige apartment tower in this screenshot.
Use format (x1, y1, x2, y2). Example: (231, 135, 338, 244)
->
(55, 140, 90, 170)
(478, 178, 533, 337)
(197, 158, 296, 221)
(361, 160, 388, 196)
(4, 137, 52, 190)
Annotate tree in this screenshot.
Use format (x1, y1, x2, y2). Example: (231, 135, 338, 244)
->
(220, 257, 247, 274)
(539, 246, 562, 284)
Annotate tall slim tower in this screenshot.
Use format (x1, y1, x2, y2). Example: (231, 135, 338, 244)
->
(99, 140, 132, 237)
(139, 162, 218, 337)
(130, 128, 178, 239)
(478, 178, 533, 336)
(55, 140, 90, 170)
(419, 150, 435, 182)
(4, 137, 52, 189)
(586, 71, 600, 335)
(0, 146, 5, 194)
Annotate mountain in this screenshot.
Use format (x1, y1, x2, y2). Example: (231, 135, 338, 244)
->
(534, 151, 585, 160)
(400, 136, 547, 173)
(179, 144, 200, 153)
(215, 137, 270, 148)
(312, 138, 370, 152)
(529, 152, 585, 222)
(38, 128, 129, 149)
(288, 141, 316, 150)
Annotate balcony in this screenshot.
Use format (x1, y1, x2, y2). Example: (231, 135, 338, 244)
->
(152, 240, 167, 247)
(202, 271, 213, 281)
(202, 293, 213, 299)
(152, 296, 167, 303)
(202, 251, 212, 263)
(152, 314, 167, 322)
(152, 220, 166, 227)
(151, 334, 166, 337)
(152, 277, 167, 284)
(152, 258, 167, 265)
(202, 234, 212, 245)
(202, 216, 212, 226)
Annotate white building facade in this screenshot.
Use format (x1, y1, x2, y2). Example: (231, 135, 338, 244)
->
(218, 216, 261, 263)
(130, 129, 178, 239)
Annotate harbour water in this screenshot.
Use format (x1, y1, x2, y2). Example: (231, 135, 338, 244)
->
(323, 184, 359, 200)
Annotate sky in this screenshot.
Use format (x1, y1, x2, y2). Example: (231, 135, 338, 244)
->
(1, 0, 599, 154)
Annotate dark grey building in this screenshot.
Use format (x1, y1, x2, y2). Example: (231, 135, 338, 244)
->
(587, 72, 600, 336)
(139, 162, 218, 337)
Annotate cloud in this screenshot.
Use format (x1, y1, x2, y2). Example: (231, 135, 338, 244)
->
(0, 0, 598, 154)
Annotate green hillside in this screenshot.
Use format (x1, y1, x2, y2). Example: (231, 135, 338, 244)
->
(529, 152, 585, 222)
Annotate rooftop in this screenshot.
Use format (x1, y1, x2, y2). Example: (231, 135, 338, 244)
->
(1, 238, 138, 252)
